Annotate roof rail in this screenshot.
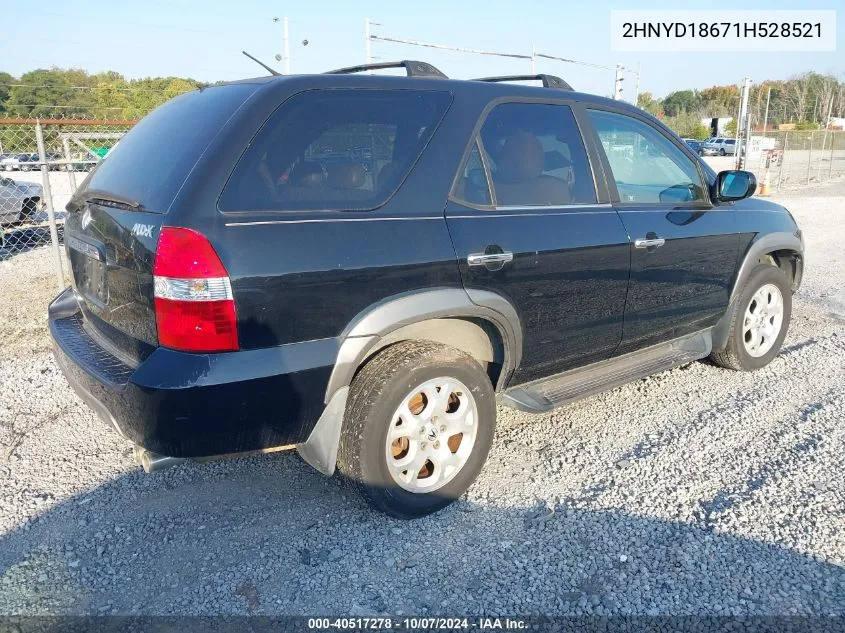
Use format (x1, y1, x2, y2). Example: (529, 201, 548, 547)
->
(325, 60, 448, 79)
(473, 74, 573, 91)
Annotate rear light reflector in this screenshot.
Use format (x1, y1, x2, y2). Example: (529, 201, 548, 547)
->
(153, 228, 238, 353)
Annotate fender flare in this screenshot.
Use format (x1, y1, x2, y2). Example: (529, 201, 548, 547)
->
(297, 287, 522, 475)
(712, 231, 804, 352)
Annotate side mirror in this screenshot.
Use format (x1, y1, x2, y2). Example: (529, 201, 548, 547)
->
(715, 170, 756, 202)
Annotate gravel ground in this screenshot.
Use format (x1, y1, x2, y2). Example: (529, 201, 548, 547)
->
(0, 182, 843, 616)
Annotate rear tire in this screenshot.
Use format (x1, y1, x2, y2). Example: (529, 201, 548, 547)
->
(719, 148, 726, 156)
(337, 340, 496, 519)
(710, 263, 792, 371)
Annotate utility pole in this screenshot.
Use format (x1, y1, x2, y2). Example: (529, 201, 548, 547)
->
(283, 16, 290, 74)
(762, 85, 771, 135)
(634, 62, 641, 107)
(735, 77, 751, 169)
(272, 16, 291, 74)
(365, 17, 372, 65)
(614, 65, 624, 100)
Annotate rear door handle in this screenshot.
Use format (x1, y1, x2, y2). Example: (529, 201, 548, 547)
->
(634, 237, 666, 249)
(467, 251, 514, 269)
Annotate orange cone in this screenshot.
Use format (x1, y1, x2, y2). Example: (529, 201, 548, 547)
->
(757, 171, 771, 197)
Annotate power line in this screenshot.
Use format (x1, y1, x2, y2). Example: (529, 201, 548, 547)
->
(369, 35, 532, 61)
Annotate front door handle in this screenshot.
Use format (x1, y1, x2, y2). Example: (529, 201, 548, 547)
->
(634, 237, 666, 249)
(467, 251, 514, 270)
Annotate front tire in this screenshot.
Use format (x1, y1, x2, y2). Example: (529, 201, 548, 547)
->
(337, 340, 496, 518)
(711, 263, 792, 371)
(719, 148, 726, 156)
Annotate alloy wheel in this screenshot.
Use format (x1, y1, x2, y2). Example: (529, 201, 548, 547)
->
(385, 377, 478, 493)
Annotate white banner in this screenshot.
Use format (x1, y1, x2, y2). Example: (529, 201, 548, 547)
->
(611, 10, 836, 52)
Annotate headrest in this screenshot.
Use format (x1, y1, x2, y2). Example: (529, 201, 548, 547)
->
(290, 161, 324, 188)
(327, 162, 366, 189)
(497, 131, 544, 182)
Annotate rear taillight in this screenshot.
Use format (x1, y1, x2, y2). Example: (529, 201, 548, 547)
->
(153, 227, 238, 352)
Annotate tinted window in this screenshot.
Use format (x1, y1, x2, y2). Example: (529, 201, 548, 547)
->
(477, 103, 595, 207)
(587, 109, 705, 205)
(452, 141, 492, 206)
(82, 84, 257, 213)
(726, 139, 736, 145)
(219, 89, 452, 212)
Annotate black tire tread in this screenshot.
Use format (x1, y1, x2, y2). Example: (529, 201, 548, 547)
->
(336, 340, 483, 513)
(710, 263, 791, 371)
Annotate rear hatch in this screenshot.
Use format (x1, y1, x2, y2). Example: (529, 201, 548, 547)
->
(64, 83, 258, 362)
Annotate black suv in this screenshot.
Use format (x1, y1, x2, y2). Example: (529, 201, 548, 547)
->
(49, 61, 804, 518)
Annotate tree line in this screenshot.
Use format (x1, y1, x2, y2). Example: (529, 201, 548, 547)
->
(1, 66, 843, 136)
(0, 68, 206, 121)
(638, 72, 845, 139)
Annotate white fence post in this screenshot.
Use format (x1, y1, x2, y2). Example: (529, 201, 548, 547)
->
(35, 120, 66, 292)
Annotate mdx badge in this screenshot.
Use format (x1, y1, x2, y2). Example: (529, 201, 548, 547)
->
(132, 223, 155, 238)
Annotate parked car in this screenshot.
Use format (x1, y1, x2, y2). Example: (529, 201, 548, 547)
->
(0, 176, 43, 225)
(18, 153, 40, 172)
(702, 137, 737, 156)
(49, 61, 805, 518)
(1, 153, 25, 171)
(683, 138, 703, 153)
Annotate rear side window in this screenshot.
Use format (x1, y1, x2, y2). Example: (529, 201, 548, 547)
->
(219, 89, 452, 212)
(473, 102, 596, 207)
(82, 84, 258, 213)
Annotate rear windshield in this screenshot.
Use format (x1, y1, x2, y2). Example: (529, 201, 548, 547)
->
(81, 83, 258, 213)
(219, 89, 452, 212)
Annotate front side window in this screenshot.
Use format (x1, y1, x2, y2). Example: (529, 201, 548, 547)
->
(471, 102, 596, 207)
(587, 109, 705, 205)
(219, 89, 452, 212)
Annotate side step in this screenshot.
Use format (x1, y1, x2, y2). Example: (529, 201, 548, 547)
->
(502, 330, 712, 413)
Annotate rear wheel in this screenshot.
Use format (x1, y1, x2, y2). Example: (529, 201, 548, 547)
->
(719, 148, 726, 156)
(337, 340, 496, 518)
(710, 263, 792, 371)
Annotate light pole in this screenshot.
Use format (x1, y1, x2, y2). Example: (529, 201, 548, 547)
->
(273, 16, 291, 74)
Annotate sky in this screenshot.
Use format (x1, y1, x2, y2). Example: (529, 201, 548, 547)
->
(4, 0, 842, 99)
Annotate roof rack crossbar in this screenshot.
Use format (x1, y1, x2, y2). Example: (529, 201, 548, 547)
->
(325, 60, 448, 79)
(473, 74, 573, 91)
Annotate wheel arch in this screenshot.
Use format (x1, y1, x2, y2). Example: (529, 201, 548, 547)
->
(324, 287, 522, 403)
(297, 287, 522, 476)
(713, 231, 803, 352)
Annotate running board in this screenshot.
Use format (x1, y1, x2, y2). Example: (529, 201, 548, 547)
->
(502, 330, 712, 414)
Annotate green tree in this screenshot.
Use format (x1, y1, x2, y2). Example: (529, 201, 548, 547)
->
(662, 90, 701, 117)
(636, 91, 663, 117)
(0, 71, 15, 113)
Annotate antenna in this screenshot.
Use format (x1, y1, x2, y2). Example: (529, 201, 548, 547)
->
(242, 50, 280, 76)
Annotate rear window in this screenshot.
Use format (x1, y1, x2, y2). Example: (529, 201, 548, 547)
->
(219, 89, 452, 212)
(82, 83, 258, 213)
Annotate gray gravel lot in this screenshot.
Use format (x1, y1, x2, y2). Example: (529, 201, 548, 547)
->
(0, 182, 844, 616)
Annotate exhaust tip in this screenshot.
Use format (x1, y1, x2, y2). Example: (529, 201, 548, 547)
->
(134, 446, 186, 473)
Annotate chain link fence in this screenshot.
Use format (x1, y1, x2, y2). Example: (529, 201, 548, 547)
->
(1, 119, 130, 290)
(740, 130, 845, 192)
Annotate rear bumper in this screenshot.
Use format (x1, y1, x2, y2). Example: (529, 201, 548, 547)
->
(49, 287, 337, 458)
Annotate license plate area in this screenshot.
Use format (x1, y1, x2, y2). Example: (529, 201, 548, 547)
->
(68, 235, 108, 307)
